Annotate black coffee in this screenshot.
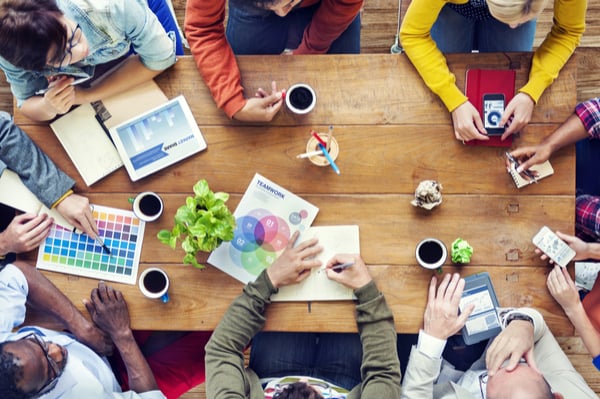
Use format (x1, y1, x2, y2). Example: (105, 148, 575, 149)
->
(289, 86, 313, 110)
(419, 241, 443, 264)
(139, 194, 162, 217)
(144, 270, 167, 293)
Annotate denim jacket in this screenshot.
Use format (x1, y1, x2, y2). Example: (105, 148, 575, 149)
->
(0, 112, 74, 207)
(0, 0, 176, 105)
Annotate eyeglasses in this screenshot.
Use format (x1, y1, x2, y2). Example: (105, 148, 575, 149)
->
(478, 371, 489, 399)
(57, 23, 82, 71)
(19, 333, 65, 397)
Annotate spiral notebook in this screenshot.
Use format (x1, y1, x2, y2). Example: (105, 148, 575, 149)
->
(508, 160, 554, 188)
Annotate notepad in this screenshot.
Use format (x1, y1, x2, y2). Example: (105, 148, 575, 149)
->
(272, 225, 360, 302)
(0, 169, 73, 230)
(49, 80, 168, 186)
(508, 160, 554, 188)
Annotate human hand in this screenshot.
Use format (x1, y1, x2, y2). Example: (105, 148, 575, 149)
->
(486, 319, 538, 376)
(233, 81, 284, 122)
(266, 231, 322, 288)
(0, 213, 53, 255)
(507, 144, 552, 177)
(500, 93, 535, 140)
(42, 76, 76, 115)
(423, 273, 473, 340)
(547, 265, 581, 314)
(535, 231, 589, 263)
(84, 282, 132, 343)
(325, 254, 372, 290)
(69, 315, 114, 356)
(56, 194, 98, 237)
(451, 101, 488, 142)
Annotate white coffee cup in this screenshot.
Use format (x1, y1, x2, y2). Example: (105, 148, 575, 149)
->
(138, 267, 170, 303)
(286, 83, 316, 114)
(132, 192, 163, 222)
(415, 238, 447, 270)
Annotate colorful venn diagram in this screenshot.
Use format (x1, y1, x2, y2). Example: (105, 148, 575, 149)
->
(229, 208, 309, 275)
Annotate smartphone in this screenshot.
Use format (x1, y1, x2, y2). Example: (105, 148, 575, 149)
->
(532, 226, 576, 268)
(483, 93, 505, 135)
(460, 272, 502, 345)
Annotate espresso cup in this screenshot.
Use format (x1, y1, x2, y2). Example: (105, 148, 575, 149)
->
(138, 267, 170, 303)
(286, 83, 316, 114)
(132, 191, 163, 222)
(415, 238, 447, 271)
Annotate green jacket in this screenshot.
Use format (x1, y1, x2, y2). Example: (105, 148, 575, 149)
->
(205, 270, 402, 398)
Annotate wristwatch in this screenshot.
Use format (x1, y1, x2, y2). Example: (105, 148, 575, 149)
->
(506, 313, 534, 326)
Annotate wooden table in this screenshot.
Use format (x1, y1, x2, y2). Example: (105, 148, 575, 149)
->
(16, 53, 577, 335)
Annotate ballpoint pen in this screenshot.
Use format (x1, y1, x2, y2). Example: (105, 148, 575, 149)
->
(318, 143, 341, 175)
(331, 261, 354, 272)
(505, 152, 538, 183)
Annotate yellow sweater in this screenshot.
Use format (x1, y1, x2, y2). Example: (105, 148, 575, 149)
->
(399, 0, 586, 112)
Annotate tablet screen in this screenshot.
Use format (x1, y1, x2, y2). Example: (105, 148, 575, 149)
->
(460, 284, 500, 335)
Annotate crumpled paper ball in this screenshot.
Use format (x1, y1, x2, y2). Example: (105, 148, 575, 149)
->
(411, 180, 443, 210)
(451, 238, 473, 264)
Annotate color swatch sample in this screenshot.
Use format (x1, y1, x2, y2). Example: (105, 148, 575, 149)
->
(36, 205, 146, 284)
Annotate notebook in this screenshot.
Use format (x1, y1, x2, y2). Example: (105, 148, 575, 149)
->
(0, 169, 73, 230)
(108, 95, 207, 181)
(508, 160, 554, 188)
(49, 80, 168, 186)
(272, 225, 360, 302)
(465, 69, 516, 148)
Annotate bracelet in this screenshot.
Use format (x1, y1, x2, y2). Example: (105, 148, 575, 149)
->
(506, 313, 534, 326)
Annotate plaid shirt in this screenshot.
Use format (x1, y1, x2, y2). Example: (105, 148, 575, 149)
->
(575, 98, 600, 139)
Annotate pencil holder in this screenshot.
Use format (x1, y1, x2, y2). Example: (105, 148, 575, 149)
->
(306, 134, 339, 167)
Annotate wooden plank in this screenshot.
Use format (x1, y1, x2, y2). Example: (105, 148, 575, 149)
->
(13, 54, 577, 126)
(23, 264, 573, 335)
(20, 123, 575, 197)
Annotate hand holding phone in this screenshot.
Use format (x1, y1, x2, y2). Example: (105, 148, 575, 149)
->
(483, 93, 505, 135)
(532, 226, 576, 268)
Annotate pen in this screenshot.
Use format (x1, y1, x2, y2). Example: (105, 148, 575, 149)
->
(331, 261, 354, 272)
(505, 152, 538, 183)
(318, 143, 340, 175)
(296, 149, 324, 159)
(311, 130, 328, 147)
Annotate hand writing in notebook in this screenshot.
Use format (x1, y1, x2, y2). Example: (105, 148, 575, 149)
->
(507, 145, 552, 177)
(325, 254, 372, 290)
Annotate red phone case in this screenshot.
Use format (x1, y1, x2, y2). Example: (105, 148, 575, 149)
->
(465, 69, 516, 147)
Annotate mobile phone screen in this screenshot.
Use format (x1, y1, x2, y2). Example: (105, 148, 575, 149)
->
(484, 98, 504, 129)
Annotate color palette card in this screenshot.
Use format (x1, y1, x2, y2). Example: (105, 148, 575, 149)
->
(36, 205, 146, 285)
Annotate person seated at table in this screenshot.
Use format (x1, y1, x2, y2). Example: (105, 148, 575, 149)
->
(184, 0, 363, 122)
(0, 111, 97, 263)
(205, 231, 402, 398)
(399, 0, 586, 143)
(0, 260, 210, 399)
(0, 0, 179, 122)
(401, 272, 596, 398)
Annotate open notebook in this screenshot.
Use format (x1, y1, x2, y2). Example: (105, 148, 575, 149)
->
(50, 80, 168, 186)
(272, 225, 360, 302)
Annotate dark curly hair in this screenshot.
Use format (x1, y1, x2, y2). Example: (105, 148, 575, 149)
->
(273, 382, 324, 399)
(0, 342, 34, 399)
(0, 0, 68, 70)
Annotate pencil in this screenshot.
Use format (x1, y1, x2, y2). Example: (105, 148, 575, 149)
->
(332, 261, 354, 272)
(296, 149, 324, 159)
(327, 125, 333, 151)
(318, 143, 340, 175)
(311, 130, 328, 147)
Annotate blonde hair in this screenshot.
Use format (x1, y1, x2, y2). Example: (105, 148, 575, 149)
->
(487, 0, 549, 24)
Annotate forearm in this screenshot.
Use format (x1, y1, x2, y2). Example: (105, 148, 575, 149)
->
(77, 56, 165, 104)
(11, 261, 88, 331)
(542, 113, 589, 154)
(564, 302, 600, 357)
(19, 97, 62, 122)
(113, 329, 159, 393)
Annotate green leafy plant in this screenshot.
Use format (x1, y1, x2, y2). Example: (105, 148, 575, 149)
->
(157, 180, 236, 268)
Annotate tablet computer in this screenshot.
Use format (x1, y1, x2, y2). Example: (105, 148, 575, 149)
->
(460, 272, 502, 345)
(108, 95, 207, 181)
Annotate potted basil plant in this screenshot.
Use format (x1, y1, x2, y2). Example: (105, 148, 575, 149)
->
(157, 179, 236, 268)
